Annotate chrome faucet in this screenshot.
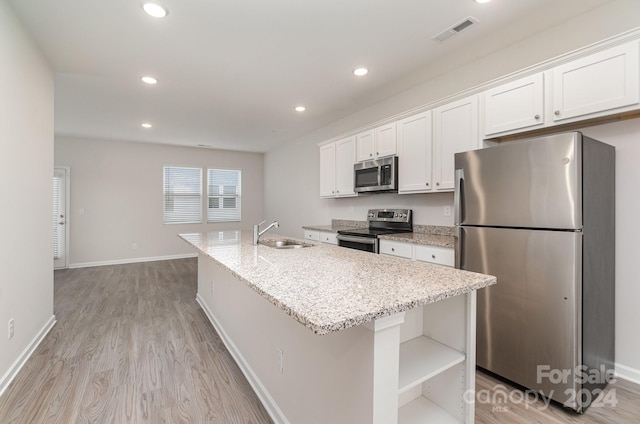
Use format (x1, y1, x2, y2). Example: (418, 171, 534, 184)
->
(253, 220, 279, 245)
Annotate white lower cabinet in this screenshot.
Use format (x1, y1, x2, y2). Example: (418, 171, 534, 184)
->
(379, 240, 413, 259)
(303, 230, 337, 245)
(319, 231, 337, 245)
(380, 239, 454, 267)
(304, 230, 320, 241)
(415, 245, 455, 267)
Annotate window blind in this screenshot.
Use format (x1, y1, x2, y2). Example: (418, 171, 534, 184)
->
(207, 169, 241, 222)
(163, 166, 202, 224)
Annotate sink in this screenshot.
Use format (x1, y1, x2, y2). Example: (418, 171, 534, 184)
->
(259, 239, 313, 249)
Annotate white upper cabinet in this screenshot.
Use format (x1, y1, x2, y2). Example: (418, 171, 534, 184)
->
(320, 137, 357, 198)
(397, 111, 433, 194)
(434, 95, 479, 191)
(375, 122, 397, 158)
(356, 123, 397, 162)
(319, 142, 336, 197)
(356, 130, 375, 162)
(551, 41, 639, 122)
(335, 136, 356, 197)
(483, 73, 544, 137)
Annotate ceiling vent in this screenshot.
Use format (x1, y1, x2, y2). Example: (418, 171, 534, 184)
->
(432, 17, 478, 42)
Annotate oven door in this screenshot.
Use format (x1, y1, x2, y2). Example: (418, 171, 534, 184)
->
(336, 234, 378, 253)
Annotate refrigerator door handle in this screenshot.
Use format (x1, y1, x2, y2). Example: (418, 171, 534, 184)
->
(455, 226, 465, 269)
(454, 169, 465, 225)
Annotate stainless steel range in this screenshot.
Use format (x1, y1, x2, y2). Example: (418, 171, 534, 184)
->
(336, 209, 412, 253)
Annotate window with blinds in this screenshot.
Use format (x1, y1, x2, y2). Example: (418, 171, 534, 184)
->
(207, 169, 241, 222)
(163, 166, 202, 224)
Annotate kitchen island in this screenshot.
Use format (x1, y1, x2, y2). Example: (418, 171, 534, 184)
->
(180, 230, 495, 424)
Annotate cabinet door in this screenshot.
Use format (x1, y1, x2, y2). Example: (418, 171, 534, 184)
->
(483, 73, 544, 136)
(379, 240, 412, 259)
(356, 130, 375, 162)
(415, 245, 454, 267)
(552, 41, 639, 122)
(375, 122, 397, 158)
(319, 231, 338, 245)
(304, 230, 320, 241)
(335, 136, 356, 197)
(319, 142, 336, 197)
(397, 111, 432, 194)
(434, 95, 479, 191)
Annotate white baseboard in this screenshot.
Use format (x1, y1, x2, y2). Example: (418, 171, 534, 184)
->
(0, 315, 56, 398)
(196, 294, 289, 424)
(615, 362, 640, 385)
(68, 253, 197, 269)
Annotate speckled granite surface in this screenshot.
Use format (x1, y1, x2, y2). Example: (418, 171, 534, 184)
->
(303, 221, 456, 248)
(180, 230, 495, 335)
(378, 232, 455, 248)
(302, 219, 366, 233)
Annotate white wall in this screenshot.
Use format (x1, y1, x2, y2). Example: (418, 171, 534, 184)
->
(55, 136, 264, 267)
(580, 119, 640, 382)
(264, 1, 640, 381)
(0, 0, 55, 392)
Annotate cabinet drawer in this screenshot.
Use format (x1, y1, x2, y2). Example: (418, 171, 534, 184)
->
(319, 231, 338, 245)
(415, 245, 454, 267)
(304, 230, 320, 241)
(379, 240, 413, 259)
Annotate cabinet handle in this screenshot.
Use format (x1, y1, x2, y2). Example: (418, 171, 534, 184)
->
(436, 182, 440, 186)
(534, 114, 540, 120)
(391, 248, 395, 252)
(376, 152, 379, 155)
(426, 182, 429, 186)
(554, 110, 560, 116)
(432, 254, 436, 259)
(370, 153, 373, 157)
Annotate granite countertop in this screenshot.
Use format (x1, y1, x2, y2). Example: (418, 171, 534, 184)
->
(378, 232, 455, 249)
(180, 230, 495, 335)
(303, 221, 456, 248)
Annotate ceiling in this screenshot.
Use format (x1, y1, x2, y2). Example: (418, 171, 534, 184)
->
(8, 0, 612, 152)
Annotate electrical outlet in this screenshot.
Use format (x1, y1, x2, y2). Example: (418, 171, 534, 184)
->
(444, 206, 452, 217)
(276, 347, 283, 374)
(8, 319, 14, 339)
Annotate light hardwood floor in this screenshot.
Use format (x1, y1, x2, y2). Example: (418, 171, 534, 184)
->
(0, 258, 638, 423)
(0, 258, 273, 424)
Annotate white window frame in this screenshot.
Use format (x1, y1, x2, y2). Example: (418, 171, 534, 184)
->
(207, 168, 241, 223)
(163, 166, 203, 224)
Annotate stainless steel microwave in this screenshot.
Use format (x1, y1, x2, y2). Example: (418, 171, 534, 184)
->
(354, 156, 398, 193)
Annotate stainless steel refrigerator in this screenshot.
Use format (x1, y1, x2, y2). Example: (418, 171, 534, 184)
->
(454, 131, 615, 413)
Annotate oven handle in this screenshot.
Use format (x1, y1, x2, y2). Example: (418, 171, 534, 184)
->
(336, 235, 377, 245)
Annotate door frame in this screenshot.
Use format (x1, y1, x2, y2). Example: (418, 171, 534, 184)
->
(54, 166, 70, 270)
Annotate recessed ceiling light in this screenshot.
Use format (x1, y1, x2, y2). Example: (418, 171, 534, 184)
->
(474, 0, 491, 3)
(141, 76, 157, 85)
(353, 68, 369, 77)
(141, 123, 152, 128)
(142, 3, 168, 18)
(295, 106, 306, 112)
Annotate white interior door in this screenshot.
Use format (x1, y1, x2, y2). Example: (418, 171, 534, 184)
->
(53, 167, 69, 269)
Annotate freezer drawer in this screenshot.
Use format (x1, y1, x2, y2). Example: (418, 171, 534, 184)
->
(458, 226, 582, 407)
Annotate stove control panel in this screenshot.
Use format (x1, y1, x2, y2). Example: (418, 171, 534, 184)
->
(367, 209, 412, 223)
